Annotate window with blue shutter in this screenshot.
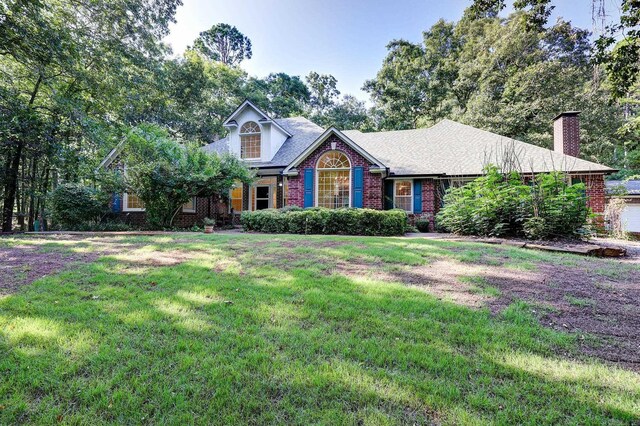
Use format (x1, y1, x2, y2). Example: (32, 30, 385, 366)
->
(352, 166, 364, 208)
(303, 168, 314, 208)
(413, 180, 422, 214)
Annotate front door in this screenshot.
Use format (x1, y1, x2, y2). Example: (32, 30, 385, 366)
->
(254, 185, 271, 210)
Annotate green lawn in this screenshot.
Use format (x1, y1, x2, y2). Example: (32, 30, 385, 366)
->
(0, 233, 638, 425)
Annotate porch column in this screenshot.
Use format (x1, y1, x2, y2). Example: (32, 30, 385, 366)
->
(276, 175, 284, 209)
(242, 183, 250, 211)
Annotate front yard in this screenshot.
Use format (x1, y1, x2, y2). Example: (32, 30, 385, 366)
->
(0, 233, 639, 424)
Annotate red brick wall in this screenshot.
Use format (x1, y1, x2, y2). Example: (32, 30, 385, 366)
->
(115, 196, 219, 228)
(554, 113, 580, 157)
(571, 174, 606, 215)
(287, 135, 384, 209)
(421, 179, 438, 230)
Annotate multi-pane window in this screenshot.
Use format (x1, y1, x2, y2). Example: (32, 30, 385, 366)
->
(316, 151, 350, 209)
(124, 193, 145, 211)
(240, 121, 261, 159)
(230, 184, 243, 213)
(394, 180, 413, 212)
(182, 197, 196, 213)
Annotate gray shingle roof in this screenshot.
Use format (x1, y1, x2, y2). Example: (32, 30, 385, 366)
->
(201, 117, 323, 168)
(606, 180, 640, 195)
(203, 117, 612, 176)
(201, 136, 229, 155)
(342, 119, 613, 176)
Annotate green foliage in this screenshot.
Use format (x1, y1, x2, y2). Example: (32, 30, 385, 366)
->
(193, 23, 252, 66)
(0, 0, 181, 230)
(415, 219, 430, 233)
(436, 166, 589, 239)
(364, 6, 627, 166)
(595, 0, 640, 99)
(306, 72, 340, 114)
(122, 124, 253, 229)
(49, 183, 108, 229)
(241, 208, 408, 236)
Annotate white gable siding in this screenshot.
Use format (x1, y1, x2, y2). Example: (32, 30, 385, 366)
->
(227, 106, 290, 163)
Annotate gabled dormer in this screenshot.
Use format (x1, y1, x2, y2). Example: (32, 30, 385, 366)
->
(223, 100, 292, 163)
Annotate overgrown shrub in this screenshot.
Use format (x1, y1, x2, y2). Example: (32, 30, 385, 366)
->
(241, 207, 408, 236)
(436, 166, 590, 239)
(49, 183, 108, 229)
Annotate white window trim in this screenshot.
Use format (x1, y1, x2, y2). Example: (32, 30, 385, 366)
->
(182, 197, 196, 213)
(239, 121, 262, 161)
(315, 151, 352, 208)
(122, 192, 145, 212)
(393, 179, 413, 213)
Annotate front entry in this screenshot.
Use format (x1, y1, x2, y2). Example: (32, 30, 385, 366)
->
(254, 185, 271, 210)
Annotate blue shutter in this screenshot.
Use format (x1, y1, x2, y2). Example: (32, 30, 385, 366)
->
(384, 180, 394, 210)
(352, 166, 364, 208)
(112, 193, 121, 212)
(303, 168, 314, 208)
(413, 180, 422, 214)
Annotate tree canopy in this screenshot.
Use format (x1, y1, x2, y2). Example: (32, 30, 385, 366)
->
(121, 124, 252, 228)
(193, 23, 253, 66)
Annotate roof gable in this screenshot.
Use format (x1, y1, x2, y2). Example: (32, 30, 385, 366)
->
(222, 100, 292, 137)
(283, 127, 386, 175)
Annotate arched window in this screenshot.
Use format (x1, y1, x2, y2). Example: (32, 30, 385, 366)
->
(240, 121, 261, 159)
(316, 151, 351, 209)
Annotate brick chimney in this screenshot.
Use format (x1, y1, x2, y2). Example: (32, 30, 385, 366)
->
(553, 111, 581, 158)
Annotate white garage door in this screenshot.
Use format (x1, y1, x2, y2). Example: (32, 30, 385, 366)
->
(621, 204, 640, 233)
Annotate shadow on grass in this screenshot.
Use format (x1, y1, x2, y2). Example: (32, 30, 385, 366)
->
(0, 234, 639, 424)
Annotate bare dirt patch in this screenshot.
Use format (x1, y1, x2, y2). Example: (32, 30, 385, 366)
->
(483, 261, 640, 370)
(335, 252, 640, 371)
(0, 235, 142, 296)
(0, 245, 98, 296)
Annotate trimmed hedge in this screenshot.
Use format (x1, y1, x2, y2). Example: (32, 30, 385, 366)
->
(241, 207, 408, 236)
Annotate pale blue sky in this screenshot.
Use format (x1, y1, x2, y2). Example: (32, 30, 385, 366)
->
(164, 0, 622, 101)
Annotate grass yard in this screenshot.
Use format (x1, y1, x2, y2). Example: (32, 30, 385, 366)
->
(0, 233, 639, 425)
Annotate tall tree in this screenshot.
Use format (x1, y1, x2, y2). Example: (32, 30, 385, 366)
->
(306, 72, 340, 114)
(260, 72, 310, 117)
(594, 0, 640, 99)
(364, 20, 460, 129)
(314, 95, 374, 131)
(0, 0, 181, 231)
(365, 5, 627, 166)
(193, 23, 252, 66)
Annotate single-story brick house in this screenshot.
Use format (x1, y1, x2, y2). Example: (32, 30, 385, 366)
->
(102, 100, 613, 229)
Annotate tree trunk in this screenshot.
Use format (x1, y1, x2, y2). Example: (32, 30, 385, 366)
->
(1, 74, 42, 232)
(28, 157, 38, 231)
(2, 142, 23, 231)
